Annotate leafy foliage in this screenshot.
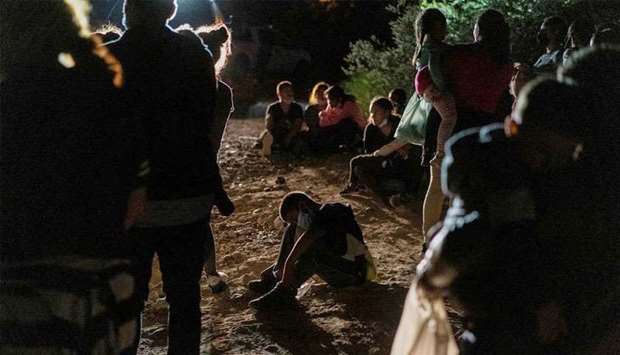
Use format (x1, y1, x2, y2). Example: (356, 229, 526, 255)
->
(343, 0, 584, 111)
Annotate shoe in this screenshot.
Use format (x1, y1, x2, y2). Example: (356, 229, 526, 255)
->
(249, 283, 297, 310)
(247, 278, 277, 294)
(261, 132, 274, 157)
(207, 272, 228, 294)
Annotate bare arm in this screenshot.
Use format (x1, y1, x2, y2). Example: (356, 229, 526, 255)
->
(277, 229, 321, 287)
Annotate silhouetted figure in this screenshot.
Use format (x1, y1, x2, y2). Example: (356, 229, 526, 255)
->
(107, 1, 233, 354)
(1, 1, 147, 353)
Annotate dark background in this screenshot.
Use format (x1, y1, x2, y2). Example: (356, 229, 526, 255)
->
(91, 0, 395, 88)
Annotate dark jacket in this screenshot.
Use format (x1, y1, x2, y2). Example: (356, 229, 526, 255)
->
(108, 25, 222, 200)
(1, 62, 144, 262)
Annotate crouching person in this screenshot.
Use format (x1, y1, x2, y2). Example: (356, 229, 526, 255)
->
(248, 192, 376, 309)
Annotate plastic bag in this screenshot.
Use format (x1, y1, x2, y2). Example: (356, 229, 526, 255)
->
(394, 94, 433, 146)
(391, 284, 459, 355)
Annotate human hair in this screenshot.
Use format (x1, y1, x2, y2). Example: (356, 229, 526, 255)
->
(388, 88, 407, 109)
(276, 81, 293, 94)
(517, 77, 589, 140)
(369, 96, 394, 114)
(411, 8, 447, 68)
(279, 192, 318, 222)
(543, 16, 568, 40)
(92, 23, 124, 43)
(195, 23, 231, 77)
(0, 0, 123, 87)
(325, 85, 358, 106)
(476, 9, 511, 64)
(566, 18, 595, 48)
(122, 0, 177, 29)
(308, 81, 329, 105)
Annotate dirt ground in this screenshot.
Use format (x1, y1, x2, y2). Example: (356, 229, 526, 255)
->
(137, 118, 427, 355)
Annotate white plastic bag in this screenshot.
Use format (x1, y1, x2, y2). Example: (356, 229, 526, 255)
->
(391, 283, 459, 355)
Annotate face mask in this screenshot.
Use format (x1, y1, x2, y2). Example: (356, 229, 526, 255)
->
(296, 209, 314, 231)
(377, 118, 389, 128)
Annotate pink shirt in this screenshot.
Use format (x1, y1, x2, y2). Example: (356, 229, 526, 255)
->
(318, 101, 367, 129)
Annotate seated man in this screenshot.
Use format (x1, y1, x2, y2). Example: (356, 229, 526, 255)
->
(248, 192, 376, 309)
(258, 81, 305, 157)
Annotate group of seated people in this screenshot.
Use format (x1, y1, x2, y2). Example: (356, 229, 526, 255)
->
(256, 81, 425, 205)
(3, 0, 620, 354)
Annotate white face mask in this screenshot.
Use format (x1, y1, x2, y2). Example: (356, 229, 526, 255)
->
(296, 209, 314, 231)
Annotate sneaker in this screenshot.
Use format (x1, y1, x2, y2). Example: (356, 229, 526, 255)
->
(249, 283, 297, 310)
(247, 278, 277, 294)
(207, 272, 228, 294)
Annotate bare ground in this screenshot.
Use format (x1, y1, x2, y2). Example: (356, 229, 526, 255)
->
(137, 118, 427, 355)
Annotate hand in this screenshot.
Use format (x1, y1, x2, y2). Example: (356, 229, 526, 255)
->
(215, 189, 235, 216)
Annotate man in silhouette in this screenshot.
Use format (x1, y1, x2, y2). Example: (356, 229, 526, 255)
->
(108, 1, 233, 354)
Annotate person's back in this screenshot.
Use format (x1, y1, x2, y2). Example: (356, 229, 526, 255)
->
(108, 23, 220, 200)
(1, 63, 138, 262)
(444, 43, 512, 125)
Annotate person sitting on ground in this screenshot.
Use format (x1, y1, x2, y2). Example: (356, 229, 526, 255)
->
(258, 81, 305, 157)
(315, 85, 367, 152)
(248, 192, 376, 309)
(389, 88, 408, 116)
(533, 16, 567, 74)
(304, 81, 329, 141)
(562, 18, 595, 64)
(340, 97, 417, 201)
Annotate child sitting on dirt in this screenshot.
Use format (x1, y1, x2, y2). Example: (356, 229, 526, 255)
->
(340, 97, 419, 203)
(314, 85, 367, 152)
(258, 81, 305, 157)
(248, 192, 376, 309)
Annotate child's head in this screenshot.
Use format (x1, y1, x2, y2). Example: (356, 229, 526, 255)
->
(415, 8, 447, 45)
(195, 23, 231, 76)
(415, 66, 440, 102)
(513, 77, 589, 174)
(279, 191, 319, 225)
(309, 81, 329, 106)
(388, 88, 407, 114)
(324, 85, 346, 107)
(276, 81, 294, 104)
(369, 97, 393, 126)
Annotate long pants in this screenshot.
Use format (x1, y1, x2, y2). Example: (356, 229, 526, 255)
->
(127, 219, 207, 355)
(263, 225, 366, 289)
(348, 155, 386, 188)
(422, 163, 445, 240)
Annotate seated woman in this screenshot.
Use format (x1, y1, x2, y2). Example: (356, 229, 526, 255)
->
(303, 81, 329, 141)
(315, 85, 366, 152)
(259, 81, 305, 157)
(340, 97, 419, 200)
(247, 192, 376, 309)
